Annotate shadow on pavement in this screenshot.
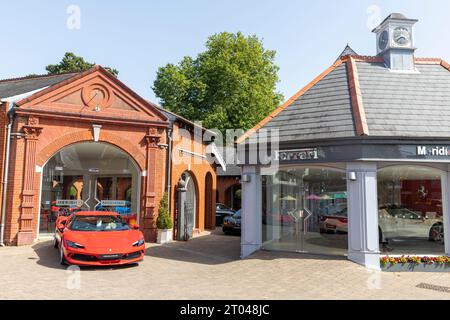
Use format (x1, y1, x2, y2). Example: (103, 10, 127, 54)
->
(32, 228, 344, 269)
(32, 240, 139, 271)
(146, 228, 241, 265)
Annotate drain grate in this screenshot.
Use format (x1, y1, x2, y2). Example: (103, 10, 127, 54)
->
(416, 282, 450, 293)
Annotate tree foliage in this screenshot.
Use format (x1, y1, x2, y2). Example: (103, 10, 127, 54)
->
(46, 52, 119, 77)
(153, 32, 283, 134)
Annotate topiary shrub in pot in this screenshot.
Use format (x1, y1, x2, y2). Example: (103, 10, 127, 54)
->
(156, 192, 173, 244)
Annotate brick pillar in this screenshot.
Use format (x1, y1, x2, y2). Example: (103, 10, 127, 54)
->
(142, 128, 161, 242)
(17, 118, 42, 245)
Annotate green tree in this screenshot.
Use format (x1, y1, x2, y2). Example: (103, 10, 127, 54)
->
(153, 32, 283, 134)
(46, 52, 119, 77)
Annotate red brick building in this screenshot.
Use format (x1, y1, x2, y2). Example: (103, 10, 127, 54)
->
(0, 65, 221, 246)
(216, 163, 241, 211)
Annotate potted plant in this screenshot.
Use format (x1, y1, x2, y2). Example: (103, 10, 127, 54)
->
(156, 192, 173, 244)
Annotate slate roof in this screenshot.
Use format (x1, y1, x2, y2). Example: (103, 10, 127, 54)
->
(237, 55, 450, 144)
(0, 73, 76, 99)
(258, 62, 356, 142)
(217, 164, 241, 176)
(358, 61, 450, 137)
(216, 146, 241, 176)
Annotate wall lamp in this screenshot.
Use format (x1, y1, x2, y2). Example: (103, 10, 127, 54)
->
(347, 171, 357, 181)
(157, 143, 169, 149)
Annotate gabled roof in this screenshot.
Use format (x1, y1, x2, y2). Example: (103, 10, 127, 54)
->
(237, 54, 450, 144)
(337, 44, 358, 60)
(15, 65, 168, 121)
(1, 66, 171, 124)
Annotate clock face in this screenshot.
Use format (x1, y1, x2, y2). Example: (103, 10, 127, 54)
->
(378, 30, 389, 51)
(393, 26, 410, 46)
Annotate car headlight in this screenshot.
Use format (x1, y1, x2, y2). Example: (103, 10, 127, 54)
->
(65, 240, 85, 249)
(132, 238, 145, 247)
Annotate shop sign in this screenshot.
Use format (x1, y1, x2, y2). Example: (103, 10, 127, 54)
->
(56, 199, 84, 207)
(100, 200, 128, 207)
(274, 148, 319, 161)
(417, 146, 450, 157)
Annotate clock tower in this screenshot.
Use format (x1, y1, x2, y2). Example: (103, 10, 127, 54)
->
(372, 13, 418, 71)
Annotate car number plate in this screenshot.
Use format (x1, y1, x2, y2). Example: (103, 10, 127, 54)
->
(100, 254, 121, 260)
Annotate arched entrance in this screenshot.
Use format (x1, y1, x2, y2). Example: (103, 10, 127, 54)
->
(224, 184, 242, 210)
(175, 171, 198, 240)
(38, 141, 141, 238)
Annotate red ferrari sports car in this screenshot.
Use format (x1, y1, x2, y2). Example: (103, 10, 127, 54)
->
(54, 211, 145, 266)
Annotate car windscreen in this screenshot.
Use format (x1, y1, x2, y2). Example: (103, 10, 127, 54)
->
(69, 215, 130, 232)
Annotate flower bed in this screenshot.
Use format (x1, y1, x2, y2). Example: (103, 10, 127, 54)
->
(380, 255, 450, 272)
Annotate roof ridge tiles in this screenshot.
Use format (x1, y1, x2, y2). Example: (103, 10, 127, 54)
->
(340, 55, 384, 63)
(414, 57, 442, 64)
(346, 56, 369, 136)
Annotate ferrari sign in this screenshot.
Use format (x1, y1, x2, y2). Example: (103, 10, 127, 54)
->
(274, 148, 319, 161)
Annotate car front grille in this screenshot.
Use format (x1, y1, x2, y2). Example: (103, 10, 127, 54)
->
(70, 251, 142, 262)
(123, 251, 142, 260)
(71, 254, 97, 262)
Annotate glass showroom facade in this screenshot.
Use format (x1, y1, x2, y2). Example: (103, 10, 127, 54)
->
(240, 143, 450, 269)
(259, 164, 445, 258)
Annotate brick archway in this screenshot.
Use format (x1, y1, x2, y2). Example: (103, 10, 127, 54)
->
(36, 129, 146, 170)
(217, 177, 241, 208)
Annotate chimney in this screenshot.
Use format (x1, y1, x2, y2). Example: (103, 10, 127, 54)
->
(372, 13, 418, 71)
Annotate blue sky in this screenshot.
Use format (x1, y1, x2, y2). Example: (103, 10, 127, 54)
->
(1, 0, 450, 103)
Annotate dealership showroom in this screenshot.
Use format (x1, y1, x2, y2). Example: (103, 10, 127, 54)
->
(238, 14, 450, 270)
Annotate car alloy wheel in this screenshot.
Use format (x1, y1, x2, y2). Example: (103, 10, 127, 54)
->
(430, 224, 444, 244)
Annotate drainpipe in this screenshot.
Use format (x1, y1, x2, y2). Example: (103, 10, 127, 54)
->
(166, 125, 173, 214)
(0, 103, 14, 246)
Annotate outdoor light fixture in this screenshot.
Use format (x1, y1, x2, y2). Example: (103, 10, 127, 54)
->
(348, 171, 357, 181)
(157, 143, 169, 149)
(241, 174, 251, 183)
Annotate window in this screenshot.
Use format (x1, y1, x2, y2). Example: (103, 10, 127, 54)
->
(377, 165, 444, 254)
(262, 167, 348, 255)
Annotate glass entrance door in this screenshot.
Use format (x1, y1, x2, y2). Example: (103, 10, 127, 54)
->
(262, 167, 348, 256)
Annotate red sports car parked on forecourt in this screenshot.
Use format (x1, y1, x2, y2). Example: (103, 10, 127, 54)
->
(54, 211, 145, 266)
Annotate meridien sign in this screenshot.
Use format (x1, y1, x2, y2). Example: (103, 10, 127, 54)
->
(417, 146, 450, 156)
